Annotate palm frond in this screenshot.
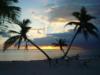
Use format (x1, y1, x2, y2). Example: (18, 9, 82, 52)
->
(9, 30, 20, 34)
(52, 43, 59, 46)
(86, 23, 98, 31)
(22, 19, 31, 27)
(86, 14, 96, 21)
(0, 0, 20, 23)
(72, 12, 80, 20)
(67, 22, 80, 25)
(65, 22, 80, 30)
(8, 6, 20, 12)
(88, 30, 98, 38)
(15, 19, 31, 29)
(3, 35, 20, 51)
(7, 6, 20, 21)
(13, 20, 22, 29)
(55, 38, 67, 46)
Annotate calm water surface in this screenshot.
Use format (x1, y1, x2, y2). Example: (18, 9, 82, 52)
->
(0, 49, 93, 61)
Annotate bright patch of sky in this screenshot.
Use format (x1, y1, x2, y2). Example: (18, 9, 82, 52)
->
(17, 0, 72, 35)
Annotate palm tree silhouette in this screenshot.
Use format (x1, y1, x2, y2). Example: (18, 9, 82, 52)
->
(52, 38, 67, 54)
(63, 7, 98, 59)
(3, 19, 51, 60)
(0, 0, 20, 24)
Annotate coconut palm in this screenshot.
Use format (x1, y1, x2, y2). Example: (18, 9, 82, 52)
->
(0, 0, 20, 24)
(3, 19, 51, 60)
(52, 38, 67, 54)
(63, 7, 98, 59)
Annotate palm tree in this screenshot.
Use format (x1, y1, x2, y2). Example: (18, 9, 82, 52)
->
(63, 7, 98, 59)
(0, 0, 20, 24)
(3, 19, 51, 60)
(52, 38, 67, 54)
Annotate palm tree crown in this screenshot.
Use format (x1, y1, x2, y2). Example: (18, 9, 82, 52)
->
(3, 19, 31, 50)
(63, 7, 98, 59)
(66, 7, 98, 38)
(3, 19, 51, 60)
(52, 38, 67, 54)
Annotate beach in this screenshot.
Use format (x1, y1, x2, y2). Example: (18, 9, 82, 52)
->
(0, 49, 100, 75)
(0, 57, 100, 75)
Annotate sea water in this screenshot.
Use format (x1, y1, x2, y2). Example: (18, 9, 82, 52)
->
(0, 48, 98, 61)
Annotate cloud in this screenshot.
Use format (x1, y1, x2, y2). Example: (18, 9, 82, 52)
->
(47, 0, 100, 24)
(44, 8, 53, 13)
(31, 11, 76, 34)
(48, 6, 77, 22)
(21, 0, 100, 34)
(33, 31, 100, 52)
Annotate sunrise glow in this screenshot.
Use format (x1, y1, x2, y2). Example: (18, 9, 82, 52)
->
(20, 45, 60, 50)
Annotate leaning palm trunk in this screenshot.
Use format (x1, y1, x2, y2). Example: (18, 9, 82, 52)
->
(27, 39, 51, 60)
(62, 29, 80, 59)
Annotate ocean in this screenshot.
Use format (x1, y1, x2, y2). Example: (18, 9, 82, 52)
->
(0, 48, 86, 61)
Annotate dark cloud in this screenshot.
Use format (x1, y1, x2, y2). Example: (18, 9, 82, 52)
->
(48, 0, 100, 23)
(48, 6, 77, 21)
(32, 32, 73, 45)
(33, 31, 100, 51)
(55, 0, 100, 6)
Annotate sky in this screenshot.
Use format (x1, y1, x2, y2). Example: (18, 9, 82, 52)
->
(18, 0, 100, 32)
(0, 0, 100, 51)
